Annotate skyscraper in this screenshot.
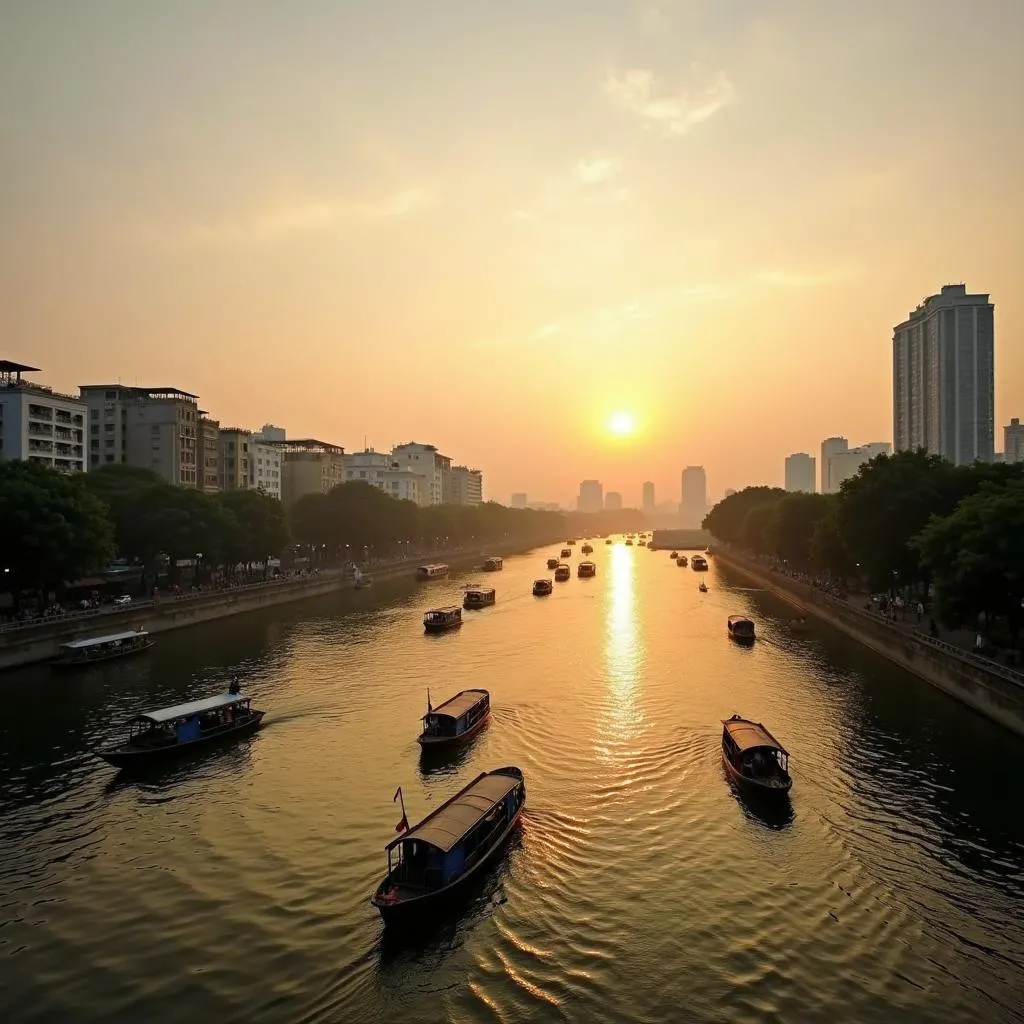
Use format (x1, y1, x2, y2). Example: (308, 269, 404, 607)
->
(828, 442, 892, 489)
(820, 437, 848, 493)
(1005, 418, 1024, 463)
(784, 453, 816, 493)
(680, 467, 707, 527)
(642, 481, 655, 512)
(605, 491, 623, 510)
(578, 479, 604, 513)
(892, 283, 995, 465)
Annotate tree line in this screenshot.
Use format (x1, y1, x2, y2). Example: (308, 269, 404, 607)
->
(703, 450, 1024, 643)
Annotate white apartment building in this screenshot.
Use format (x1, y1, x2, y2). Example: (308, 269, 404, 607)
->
(0, 361, 86, 473)
(198, 414, 220, 492)
(249, 439, 282, 499)
(784, 453, 816, 493)
(255, 424, 286, 442)
(828, 442, 892, 490)
(218, 428, 251, 490)
(449, 465, 483, 505)
(343, 448, 425, 504)
(1005, 418, 1024, 463)
(80, 385, 199, 486)
(892, 283, 995, 465)
(820, 437, 849, 493)
(391, 442, 451, 505)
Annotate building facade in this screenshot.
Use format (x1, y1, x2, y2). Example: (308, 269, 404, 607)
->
(642, 481, 655, 512)
(249, 439, 282, 499)
(270, 439, 345, 504)
(218, 428, 251, 490)
(343, 448, 424, 504)
(510, 492, 527, 508)
(605, 491, 623, 511)
(784, 453, 816, 493)
(391, 442, 450, 505)
(0, 361, 86, 473)
(449, 465, 483, 505)
(578, 479, 604, 513)
(828, 442, 892, 490)
(820, 436, 849, 493)
(198, 415, 220, 492)
(680, 466, 707, 527)
(892, 283, 995, 465)
(1003, 418, 1024, 463)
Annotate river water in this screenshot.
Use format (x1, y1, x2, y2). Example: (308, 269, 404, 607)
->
(2, 542, 1024, 1024)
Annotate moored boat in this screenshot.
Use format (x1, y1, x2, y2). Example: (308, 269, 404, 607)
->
(533, 578, 553, 596)
(691, 555, 708, 571)
(424, 606, 462, 633)
(463, 587, 496, 610)
(416, 564, 450, 580)
(721, 715, 792, 796)
(482, 556, 503, 572)
(678, 555, 688, 567)
(554, 564, 571, 582)
(577, 560, 597, 578)
(370, 766, 527, 924)
(581, 544, 593, 554)
(95, 690, 265, 768)
(52, 629, 153, 669)
(727, 615, 755, 642)
(418, 688, 490, 748)
(546, 557, 559, 570)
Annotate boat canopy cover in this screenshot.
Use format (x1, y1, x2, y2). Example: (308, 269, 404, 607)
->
(723, 718, 787, 756)
(60, 630, 148, 650)
(425, 606, 461, 617)
(390, 771, 520, 854)
(134, 693, 247, 725)
(427, 688, 488, 721)
(464, 588, 495, 598)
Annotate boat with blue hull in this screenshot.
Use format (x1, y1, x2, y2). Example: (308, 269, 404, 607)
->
(418, 689, 490, 748)
(371, 766, 526, 925)
(96, 691, 265, 768)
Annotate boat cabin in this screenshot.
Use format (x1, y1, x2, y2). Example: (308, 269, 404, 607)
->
(483, 556, 503, 571)
(419, 688, 490, 746)
(53, 629, 153, 667)
(554, 564, 571, 581)
(463, 587, 496, 610)
(416, 564, 450, 580)
(727, 615, 756, 641)
(581, 544, 593, 554)
(546, 557, 560, 569)
(424, 606, 462, 633)
(560, 548, 572, 558)
(577, 561, 597, 578)
(533, 578, 553, 596)
(691, 555, 708, 571)
(721, 715, 791, 793)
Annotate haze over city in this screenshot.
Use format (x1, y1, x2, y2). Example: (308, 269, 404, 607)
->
(2, 0, 1022, 505)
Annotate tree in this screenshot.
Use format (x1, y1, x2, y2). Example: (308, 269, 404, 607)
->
(914, 480, 1024, 643)
(742, 503, 779, 555)
(703, 487, 787, 545)
(0, 461, 115, 599)
(809, 498, 855, 576)
(216, 489, 289, 568)
(767, 493, 833, 569)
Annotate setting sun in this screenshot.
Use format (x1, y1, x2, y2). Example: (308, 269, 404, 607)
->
(607, 411, 636, 437)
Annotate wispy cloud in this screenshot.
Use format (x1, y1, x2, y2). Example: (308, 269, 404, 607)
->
(510, 156, 628, 223)
(574, 155, 620, 186)
(604, 68, 735, 136)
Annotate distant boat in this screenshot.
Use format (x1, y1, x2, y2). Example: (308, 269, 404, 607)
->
(699, 582, 709, 593)
(482, 556, 503, 572)
(416, 564, 449, 580)
(463, 587, 496, 610)
(560, 548, 572, 558)
(418, 688, 490, 748)
(691, 556, 708, 571)
(546, 557, 559, 570)
(423, 606, 462, 633)
(533, 578, 553, 596)
(727, 615, 755, 643)
(577, 561, 597, 578)
(581, 543, 593, 554)
(554, 564, 571, 582)
(721, 715, 792, 796)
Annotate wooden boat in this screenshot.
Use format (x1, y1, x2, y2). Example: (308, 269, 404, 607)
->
(554, 564, 571, 582)
(532, 578, 553, 596)
(52, 629, 153, 669)
(727, 615, 755, 642)
(370, 766, 527, 924)
(423, 606, 462, 633)
(96, 692, 265, 768)
(566, 539, 576, 546)
(605, 539, 612, 545)
(482, 556, 503, 572)
(721, 715, 791, 796)
(546, 557, 560, 570)
(691, 555, 708, 571)
(577, 561, 597, 578)
(560, 548, 572, 558)
(418, 688, 490, 748)
(670, 551, 678, 559)
(698, 582, 709, 593)
(416, 564, 449, 581)
(463, 587, 496, 610)
(678, 555, 688, 567)
(581, 544, 593, 554)
(625, 539, 634, 546)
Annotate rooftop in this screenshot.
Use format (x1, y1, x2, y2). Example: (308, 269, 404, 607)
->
(133, 693, 249, 724)
(1, 360, 82, 403)
(722, 717, 788, 755)
(80, 385, 199, 401)
(261, 438, 344, 455)
(426, 688, 488, 721)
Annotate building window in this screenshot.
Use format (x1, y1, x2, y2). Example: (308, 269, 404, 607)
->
(90, 408, 99, 419)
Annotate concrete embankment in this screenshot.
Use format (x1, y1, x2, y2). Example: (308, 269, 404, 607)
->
(0, 538, 556, 671)
(716, 548, 1024, 740)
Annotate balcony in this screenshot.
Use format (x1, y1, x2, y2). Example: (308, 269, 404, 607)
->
(28, 423, 53, 436)
(28, 405, 53, 421)
(55, 410, 73, 424)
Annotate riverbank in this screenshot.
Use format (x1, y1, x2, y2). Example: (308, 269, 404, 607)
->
(715, 547, 1024, 739)
(0, 538, 555, 671)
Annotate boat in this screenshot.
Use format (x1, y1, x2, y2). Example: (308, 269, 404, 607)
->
(727, 615, 756, 643)
(577, 561, 597, 578)
(605, 539, 612, 545)
(721, 715, 792, 796)
(554, 564, 571, 582)
(546, 557, 560, 569)
(463, 587, 496, 610)
(95, 691, 265, 768)
(370, 766, 527, 924)
(52, 629, 154, 669)
(678, 555, 688, 567)
(560, 548, 572, 558)
(482, 556, 503, 572)
(566, 539, 576, 546)
(670, 551, 678, 559)
(424, 606, 462, 633)
(416, 564, 450, 581)
(699, 582, 709, 593)
(418, 688, 490, 748)
(532, 579, 553, 596)
(581, 544, 593, 554)
(625, 539, 633, 546)
(691, 555, 709, 571)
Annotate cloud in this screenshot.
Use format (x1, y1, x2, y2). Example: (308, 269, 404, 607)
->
(574, 155, 620, 186)
(604, 68, 735, 135)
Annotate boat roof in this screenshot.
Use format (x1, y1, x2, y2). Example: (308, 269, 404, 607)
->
(465, 587, 495, 596)
(579, 560, 595, 566)
(427, 688, 489, 720)
(484, 555, 502, 561)
(728, 615, 753, 624)
(133, 693, 248, 724)
(722, 717, 788, 755)
(425, 605, 461, 615)
(389, 770, 520, 854)
(418, 563, 447, 570)
(60, 630, 148, 650)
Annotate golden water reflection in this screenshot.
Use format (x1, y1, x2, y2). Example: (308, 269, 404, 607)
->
(599, 542, 643, 753)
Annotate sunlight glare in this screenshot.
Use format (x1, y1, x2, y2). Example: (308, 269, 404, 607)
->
(607, 411, 636, 437)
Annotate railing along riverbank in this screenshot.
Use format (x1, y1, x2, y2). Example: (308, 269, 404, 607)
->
(0, 538, 559, 671)
(715, 546, 1024, 739)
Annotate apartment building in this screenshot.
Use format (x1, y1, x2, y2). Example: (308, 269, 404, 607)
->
(0, 361, 86, 473)
(449, 465, 483, 505)
(391, 442, 450, 505)
(198, 414, 220, 492)
(218, 428, 251, 490)
(250, 438, 282, 499)
(267, 439, 345, 503)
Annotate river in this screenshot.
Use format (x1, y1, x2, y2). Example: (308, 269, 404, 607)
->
(2, 542, 1024, 1024)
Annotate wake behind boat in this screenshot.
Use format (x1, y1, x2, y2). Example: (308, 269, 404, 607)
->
(370, 766, 526, 925)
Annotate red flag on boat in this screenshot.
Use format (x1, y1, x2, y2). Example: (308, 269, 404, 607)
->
(395, 814, 408, 833)
(394, 786, 408, 833)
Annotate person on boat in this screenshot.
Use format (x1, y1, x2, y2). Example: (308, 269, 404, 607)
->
(228, 678, 241, 695)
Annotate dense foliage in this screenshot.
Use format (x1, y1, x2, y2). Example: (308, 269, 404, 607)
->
(703, 450, 1024, 640)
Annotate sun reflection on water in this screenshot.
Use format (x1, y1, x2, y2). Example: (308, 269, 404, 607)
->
(599, 543, 643, 755)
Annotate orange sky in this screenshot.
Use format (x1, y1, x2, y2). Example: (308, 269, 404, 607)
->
(2, 0, 1022, 507)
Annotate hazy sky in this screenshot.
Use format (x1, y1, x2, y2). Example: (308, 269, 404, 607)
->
(2, 1, 1022, 506)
